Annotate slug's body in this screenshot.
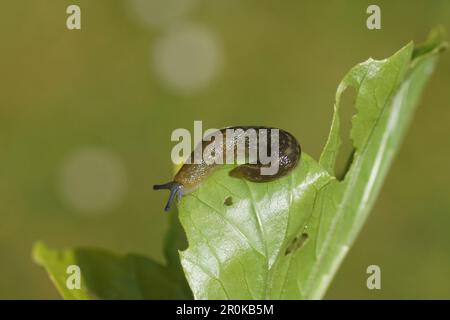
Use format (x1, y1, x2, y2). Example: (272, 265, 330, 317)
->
(154, 126, 301, 211)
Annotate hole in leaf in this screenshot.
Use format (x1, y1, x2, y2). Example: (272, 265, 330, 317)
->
(336, 87, 357, 181)
(224, 196, 233, 206)
(285, 233, 309, 255)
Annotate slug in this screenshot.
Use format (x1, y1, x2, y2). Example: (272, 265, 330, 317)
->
(154, 126, 301, 211)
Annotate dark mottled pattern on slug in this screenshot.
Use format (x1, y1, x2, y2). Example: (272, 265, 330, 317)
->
(154, 126, 301, 211)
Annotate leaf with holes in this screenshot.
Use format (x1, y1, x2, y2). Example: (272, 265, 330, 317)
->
(177, 29, 447, 299)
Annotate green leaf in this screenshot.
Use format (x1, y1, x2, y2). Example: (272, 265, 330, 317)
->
(33, 206, 192, 299)
(177, 29, 447, 299)
(33, 241, 189, 299)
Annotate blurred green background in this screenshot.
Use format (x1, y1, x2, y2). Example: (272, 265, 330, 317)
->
(1, 0, 449, 299)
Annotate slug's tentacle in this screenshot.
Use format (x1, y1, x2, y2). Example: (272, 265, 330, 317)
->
(153, 182, 183, 212)
(154, 126, 301, 211)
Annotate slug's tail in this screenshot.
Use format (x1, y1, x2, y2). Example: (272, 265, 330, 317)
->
(153, 182, 183, 212)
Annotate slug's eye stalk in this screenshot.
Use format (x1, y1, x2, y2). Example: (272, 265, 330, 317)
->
(153, 182, 183, 212)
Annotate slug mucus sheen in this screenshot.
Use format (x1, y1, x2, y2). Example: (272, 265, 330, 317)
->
(154, 126, 301, 211)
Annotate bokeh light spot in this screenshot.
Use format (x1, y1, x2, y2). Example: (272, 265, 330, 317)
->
(58, 148, 128, 215)
(152, 23, 223, 93)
